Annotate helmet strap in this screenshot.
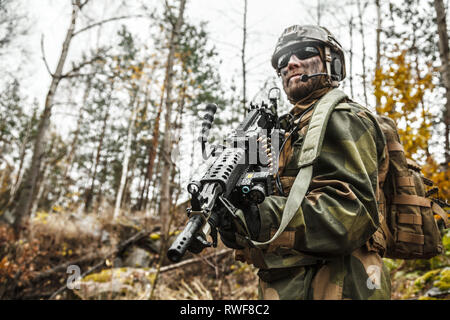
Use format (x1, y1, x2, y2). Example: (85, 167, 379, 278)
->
(324, 46, 339, 87)
(325, 46, 332, 76)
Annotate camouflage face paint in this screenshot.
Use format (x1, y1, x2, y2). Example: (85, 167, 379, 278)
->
(280, 55, 324, 103)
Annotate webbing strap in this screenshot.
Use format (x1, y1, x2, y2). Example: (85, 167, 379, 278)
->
(396, 176, 415, 187)
(393, 194, 431, 207)
(432, 202, 449, 228)
(397, 231, 424, 245)
(267, 230, 296, 252)
(296, 90, 348, 167)
(250, 89, 348, 247)
(398, 213, 422, 225)
(387, 141, 404, 152)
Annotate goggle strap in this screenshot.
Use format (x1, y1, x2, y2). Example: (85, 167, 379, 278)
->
(325, 46, 332, 78)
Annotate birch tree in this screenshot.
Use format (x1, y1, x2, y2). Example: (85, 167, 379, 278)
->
(357, 0, 369, 106)
(241, 0, 248, 112)
(113, 86, 143, 219)
(12, 2, 84, 233)
(433, 0, 450, 167)
(375, 0, 382, 111)
(159, 0, 187, 237)
(349, 13, 355, 98)
(10, 0, 146, 232)
(84, 79, 114, 212)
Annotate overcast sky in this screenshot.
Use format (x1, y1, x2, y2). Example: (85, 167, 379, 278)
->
(17, 0, 380, 111)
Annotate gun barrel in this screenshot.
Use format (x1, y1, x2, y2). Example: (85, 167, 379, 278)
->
(167, 214, 204, 263)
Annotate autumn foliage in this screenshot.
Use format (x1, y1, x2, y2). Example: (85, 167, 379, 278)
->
(374, 48, 450, 201)
(0, 225, 40, 295)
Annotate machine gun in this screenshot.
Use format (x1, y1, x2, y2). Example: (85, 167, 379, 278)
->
(167, 88, 286, 263)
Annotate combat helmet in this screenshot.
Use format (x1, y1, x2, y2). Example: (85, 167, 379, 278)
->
(271, 25, 346, 84)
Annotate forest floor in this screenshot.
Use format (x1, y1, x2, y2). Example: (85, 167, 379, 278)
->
(0, 208, 449, 300)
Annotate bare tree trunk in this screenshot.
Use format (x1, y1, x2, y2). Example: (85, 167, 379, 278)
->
(357, 0, 369, 106)
(168, 74, 187, 204)
(317, 0, 322, 25)
(137, 87, 152, 211)
(188, 118, 196, 181)
(148, 154, 162, 216)
(349, 13, 354, 98)
(137, 170, 146, 210)
(95, 155, 108, 214)
(11, 3, 80, 233)
(65, 77, 92, 180)
(375, 0, 382, 111)
(433, 0, 450, 167)
(143, 108, 161, 211)
(142, 62, 167, 211)
(114, 90, 141, 219)
(159, 0, 187, 237)
(149, 93, 186, 299)
(241, 0, 248, 113)
(138, 169, 149, 210)
(0, 168, 8, 199)
(149, 49, 189, 300)
(31, 134, 57, 218)
(52, 77, 92, 210)
(8, 107, 37, 205)
(149, 161, 183, 300)
(85, 91, 112, 213)
(30, 161, 50, 220)
(410, 6, 431, 158)
(123, 159, 138, 212)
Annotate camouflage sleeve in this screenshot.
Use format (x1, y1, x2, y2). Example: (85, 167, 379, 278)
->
(257, 105, 386, 256)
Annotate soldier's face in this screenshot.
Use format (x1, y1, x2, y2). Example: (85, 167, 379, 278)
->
(280, 54, 324, 103)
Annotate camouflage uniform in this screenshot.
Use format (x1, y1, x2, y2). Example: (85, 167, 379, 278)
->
(233, 90, 391, 300)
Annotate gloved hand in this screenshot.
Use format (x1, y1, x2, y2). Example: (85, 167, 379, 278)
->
(215, 205, 243, 249)
(188, 233, 213, 254)
(217, 201, 261, 249)
(244, 202, 261, 240)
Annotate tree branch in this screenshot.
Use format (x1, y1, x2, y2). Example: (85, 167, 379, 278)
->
(40, 34, 54, 77)
(60, 73, 97, 79)
(61, 55, 105, 79)
(74, 0, 89, 10)
(29, 252, 102, 284)
(156, 249, 232, 274)
(72, 14, 145, 37)
(48, 230, 150, 300)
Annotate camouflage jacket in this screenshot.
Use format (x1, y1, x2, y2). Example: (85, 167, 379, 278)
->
(233, 92, 391, 300)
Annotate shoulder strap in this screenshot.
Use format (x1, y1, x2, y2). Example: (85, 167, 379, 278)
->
(250, 88, 348, 247)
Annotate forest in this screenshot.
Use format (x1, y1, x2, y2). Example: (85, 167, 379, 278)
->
(0, 0, 449, 300)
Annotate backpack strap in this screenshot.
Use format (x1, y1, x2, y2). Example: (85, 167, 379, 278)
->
(393, 195, 432, 207)
(432, 202, 449, 228)
(249, 88, 348, 247)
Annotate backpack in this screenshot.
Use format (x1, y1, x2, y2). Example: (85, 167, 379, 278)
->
(372, 115, 449, 260)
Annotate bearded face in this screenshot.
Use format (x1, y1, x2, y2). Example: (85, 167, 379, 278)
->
(280, 54, 325, 103)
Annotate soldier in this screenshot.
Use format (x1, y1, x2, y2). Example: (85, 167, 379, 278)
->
(218, 25, 391, 300)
